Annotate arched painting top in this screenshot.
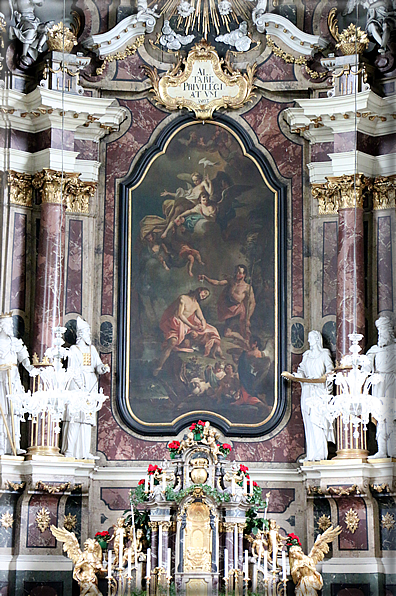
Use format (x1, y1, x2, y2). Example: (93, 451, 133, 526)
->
(118, 115, 287, 437)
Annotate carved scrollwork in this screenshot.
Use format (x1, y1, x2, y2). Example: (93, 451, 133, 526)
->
(8, 171, 33, 207)
(372, 176, 396, 210)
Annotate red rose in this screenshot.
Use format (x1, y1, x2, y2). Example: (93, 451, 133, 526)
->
(239, 464, 249, 473)
(138, 479, 145, 485)
(190, 423, 196, 430)
(222, 444, 231, 450)
(148, 464, 161, 474)
(197, 420, 205, 426)
(253, 481, 258, 487)
(168, 441, 180, 450)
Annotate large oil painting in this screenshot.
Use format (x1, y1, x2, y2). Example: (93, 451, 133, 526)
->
(120, 120, 284, 436)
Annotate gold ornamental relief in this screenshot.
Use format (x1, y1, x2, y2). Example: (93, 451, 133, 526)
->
(143, 40, 256, 120)
(184, 502, 212, 572)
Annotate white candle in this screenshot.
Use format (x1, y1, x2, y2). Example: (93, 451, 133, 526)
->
(119, 528, 124, 568)
(162, 474, 166, 493)
(128, 548, 132, 578)
(282, 551, 286, 581)
(263, 550, 268, 580)
(244, 550, 248, 579)
(272, 546, 276, 572)
(145, 476, 149, 493)
(234, 525, 238, 570)
(243, 477, 247, 494)
(107, 550, 112, 578)
(167, 547, 171, 577)
(131, 508, 138, 568)
(158, 524, 163, 568)
(249, 479, 254, 495)
(231, 477, 235, 496)
(224, 548, 228, 577)
(257, 543, 262, 568)
(146, 548, 151, 577)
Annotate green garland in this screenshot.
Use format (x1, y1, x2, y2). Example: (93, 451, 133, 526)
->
(165, 484, 231, 504)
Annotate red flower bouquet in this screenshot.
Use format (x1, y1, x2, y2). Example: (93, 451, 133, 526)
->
(219, 443, 232, 456)
(94, 530, 111, 549)
(138, 479, 145, 485)
(167, 440, 180, 459)
(286, 533, 302, 549)
(189, 420, 206, 441)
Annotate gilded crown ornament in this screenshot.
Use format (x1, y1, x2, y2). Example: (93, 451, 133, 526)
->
(47, 22, 78, 53)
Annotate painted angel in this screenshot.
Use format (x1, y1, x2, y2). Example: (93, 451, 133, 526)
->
(51, 526, 105, 596)
(343, 0, 396, 53)
(288, 525, 342, 596)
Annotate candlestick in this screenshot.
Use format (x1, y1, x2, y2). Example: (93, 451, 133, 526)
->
(282, 551, 286, 581)
(231, 477, 235, 496)
(128, 547, 132, 578)
(158, 525, 163, 568)
(244, 550, 248, 580)
(119, 528, 124, 569)
(162, 474, 166, 493)
(243, 477, 247, 494)
(258, 543, 262, 568)
(224, 548, 228, 577)
(145, 476, 149, 493)
(249, 479, 253, 496)
(263, 550, 268, 580)
(107, 550, 112, 578)
(167, 547, 171, 577)
(146, 548, 151, 577)
(234, 525, 238, 570)
(131, 508, 138, 568)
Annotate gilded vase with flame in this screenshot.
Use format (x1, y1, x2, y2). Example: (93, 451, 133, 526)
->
(190, 458, 208, 484)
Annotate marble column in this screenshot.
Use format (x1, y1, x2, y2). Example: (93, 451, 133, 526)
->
(327, 175, 367, 362)
(373, 176, 395, 316)
(31, 170, 94, 358)
(224, 523, 234, 570)
(148, 522, 158, 570)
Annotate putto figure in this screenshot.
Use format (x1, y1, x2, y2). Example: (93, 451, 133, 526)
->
(288, 526, 342, 596)
(62, 317, 110, 460)
(8, 0, 50, 65)
(366, 316, 396, 458)
(0, 312, 34, 455)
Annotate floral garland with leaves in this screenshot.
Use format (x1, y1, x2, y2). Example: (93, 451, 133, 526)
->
(165, 483, 231, 505)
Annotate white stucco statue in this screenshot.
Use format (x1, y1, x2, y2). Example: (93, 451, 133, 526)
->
(366, 316, 396, 458)
(8, 0, 50, 65)
(295, 330, 335, 462)
(61, 318, 110, 460)
(0, 312, 34, 455)
(251, 0, 268, 34)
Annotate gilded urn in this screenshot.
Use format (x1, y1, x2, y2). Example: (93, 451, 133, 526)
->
(190, 458, 209, 485)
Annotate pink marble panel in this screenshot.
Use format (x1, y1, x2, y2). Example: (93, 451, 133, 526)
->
(27, 494, 60, 548)
(65, 219, 83, 315)
(101, 487, 131, 510)
(244, 98, 304, 318)
(377, 216, 393, 313)
(50, 129, 74, 151)
(266, 488, 295, 513)
(322, 221, 338, 317)
(10, 129, 30, 152)
(336, 208, 365, 360)
(114, 54, 146, 81)
(101, 99, 167, 316)
(10, 212, 27, 311)
(337, 497, 368, 550)
(74, 139, 99, 161)
(256, 55, 296, 82)
(32, 203, 66, 359)
(311, 142, 333, 162)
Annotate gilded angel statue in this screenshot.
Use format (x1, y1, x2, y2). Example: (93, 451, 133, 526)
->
(51, 526, 106, 596)
(288, 525, 342, 596)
